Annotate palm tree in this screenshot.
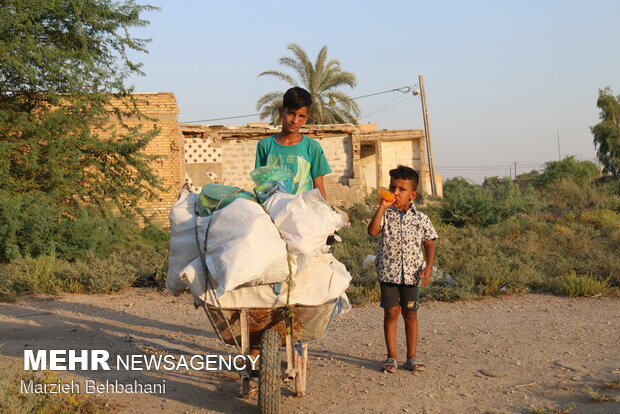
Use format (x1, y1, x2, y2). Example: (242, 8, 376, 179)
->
(256, 44, 360, 125)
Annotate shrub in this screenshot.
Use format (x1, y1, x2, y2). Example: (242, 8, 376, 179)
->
(535, 156, 600, 187)
(0, 237, 168, 300)
(0, 193, 60, 261)
(0, 368, 107, 413)
(549, 272, 610, 297)
(422, 283, 474, 302)
(0, 192, 153, 263)
(346, 273, 381, 306)
(544, 179, 609, 213)
(440, 179, 539, 227)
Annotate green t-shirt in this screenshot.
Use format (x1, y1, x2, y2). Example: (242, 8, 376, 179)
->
(255, 135, 332, 194)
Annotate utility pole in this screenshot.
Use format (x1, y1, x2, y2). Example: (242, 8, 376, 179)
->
(557, 130, 561, 161)
(418, 74, 437, 196)
(513, 162, 518, 180)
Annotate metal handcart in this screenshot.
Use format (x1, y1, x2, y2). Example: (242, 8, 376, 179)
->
(203, 299, 338, 413)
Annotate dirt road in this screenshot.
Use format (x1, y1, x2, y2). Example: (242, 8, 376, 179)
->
(1, 290, 619, 413)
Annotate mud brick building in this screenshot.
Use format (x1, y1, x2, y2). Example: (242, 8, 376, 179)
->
(108, 93, 441, 223)
(180, 123, 442, 206)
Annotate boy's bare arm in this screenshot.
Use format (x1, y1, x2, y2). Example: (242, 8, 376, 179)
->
(419, 239, 436, 286)
(367, 199, 393, 236)
(312, 175, 327, 200)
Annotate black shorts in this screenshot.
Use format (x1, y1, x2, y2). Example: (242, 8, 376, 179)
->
(380, 282, 420, 311)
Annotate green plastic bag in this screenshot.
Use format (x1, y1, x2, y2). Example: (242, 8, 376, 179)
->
(250, 166, 294, 191)
(197, 184, 256, 216)
(250, 166, 293, 203)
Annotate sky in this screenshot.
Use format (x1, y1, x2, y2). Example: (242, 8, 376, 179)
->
(127, 0, 620, 183)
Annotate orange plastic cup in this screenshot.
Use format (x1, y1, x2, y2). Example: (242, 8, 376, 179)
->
(377, 187, 395, 202)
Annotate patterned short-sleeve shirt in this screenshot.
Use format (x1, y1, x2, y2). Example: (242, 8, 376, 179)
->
(376, 204, 438, 286)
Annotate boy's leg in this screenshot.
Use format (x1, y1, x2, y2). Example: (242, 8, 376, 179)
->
(384, 306, 400, 359)
(402, 308, 418, 359)
(399, 284, 420, 360)
(380, 283, 401, 362)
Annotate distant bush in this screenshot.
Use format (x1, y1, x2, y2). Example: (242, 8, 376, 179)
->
(543, 179, 610, 213)
(440, 178, 539, 226)
(534, 156, 600, 187)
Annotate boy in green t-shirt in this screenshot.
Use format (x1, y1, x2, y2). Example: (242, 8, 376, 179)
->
(254, 87, 332, 199)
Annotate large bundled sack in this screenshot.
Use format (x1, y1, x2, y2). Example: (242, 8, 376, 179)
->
(263, 189, 347, 270)
(205, 198, 289, 298)
(167, 186, 351, 310)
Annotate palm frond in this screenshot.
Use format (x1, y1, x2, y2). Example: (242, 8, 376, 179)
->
(258, 99, 282, 124)
(319, 71, 357, 91)
(258, 70, 296, 86)
(310, 46, 329, 91)
(287, 43, 313, 87)
(256, 91, 284, 111)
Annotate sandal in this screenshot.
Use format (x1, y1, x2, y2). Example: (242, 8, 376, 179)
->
(404, 358, 426, 372)
(381, 358, 398, 373)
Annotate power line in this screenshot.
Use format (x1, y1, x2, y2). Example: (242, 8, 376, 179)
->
(180, 84, 417, 124)
(349, 86, 415, 101)
(359, 94, 414, 120)
(180, 113, 261, 124)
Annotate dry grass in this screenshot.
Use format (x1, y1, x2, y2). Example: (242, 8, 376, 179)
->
(529, 403, 575, 414)
(584, 386, 620, 402)
(0, 368, 109, 413)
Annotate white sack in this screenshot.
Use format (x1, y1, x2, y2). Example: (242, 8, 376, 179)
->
(289, 254, 351, 305)
(179, 257, 207, 307)
(167, 187, 200, 296)
(263, 189, 346, 263)
(203, 253, 351, 309)
(205, 198, 289, 298)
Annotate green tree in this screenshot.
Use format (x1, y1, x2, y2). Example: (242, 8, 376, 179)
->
(516, 169, 540, 180)
(534, 156, 600, 187)
(441, 178, 539, 227)
(0, 0, 160, 216)
(257, 43, 360, 124)
(443, 177, 475, 196)
(591, 87, 620, 176)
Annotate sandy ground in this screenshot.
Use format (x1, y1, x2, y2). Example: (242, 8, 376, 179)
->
(1, 289, 619, 414)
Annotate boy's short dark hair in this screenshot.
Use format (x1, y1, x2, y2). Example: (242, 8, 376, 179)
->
(389, 165, 419, 189)
(282, 87, 313, 110)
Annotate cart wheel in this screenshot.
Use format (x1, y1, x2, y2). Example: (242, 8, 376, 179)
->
(259, 329, 280, 414)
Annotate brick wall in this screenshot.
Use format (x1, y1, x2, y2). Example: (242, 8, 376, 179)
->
(221, 138, 257, 188)
(316, 135, 353, 185)
(106, 93, 183, 224)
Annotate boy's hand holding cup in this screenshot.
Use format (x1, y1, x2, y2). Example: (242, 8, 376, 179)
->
(377, 187, 395, 208)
